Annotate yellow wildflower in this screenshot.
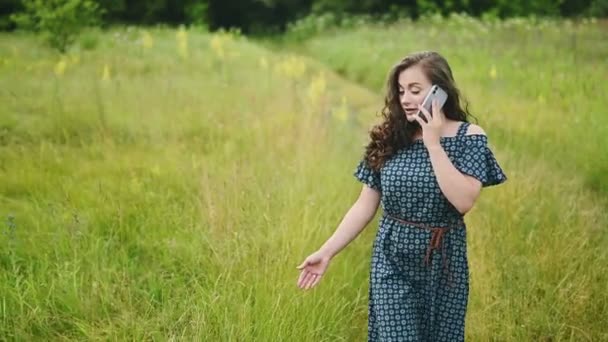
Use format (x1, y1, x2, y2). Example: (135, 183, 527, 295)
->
(489, 65, 497, 79)
(308, 72, 327, 106)
(333, 96, 349, 123)
(102, 64, 111, 81)
(176, 26, 189, 59)
(537, 94, 545, 104)
(275, 55, 306, 80)
(259, 56, 268, 69)
(142, 30, 154, 49)
(210, 35, 225, 59)
(54, 57, 67, 76)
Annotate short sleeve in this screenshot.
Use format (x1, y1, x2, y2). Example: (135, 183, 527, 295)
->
(456, 135, 507, 187)
(353, 159, 382, 191)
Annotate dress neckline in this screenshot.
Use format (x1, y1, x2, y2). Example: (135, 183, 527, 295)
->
(411, 121, 486, 143)
(411, 133, 487, 144)
(412, 121, 467, 142)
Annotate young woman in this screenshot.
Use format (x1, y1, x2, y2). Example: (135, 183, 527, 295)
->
(296, 51, 507, 341)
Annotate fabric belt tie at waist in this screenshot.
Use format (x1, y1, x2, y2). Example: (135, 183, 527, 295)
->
(385, 213, 460, 286)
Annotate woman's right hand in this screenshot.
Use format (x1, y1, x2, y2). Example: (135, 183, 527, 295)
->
(296, 250, 331, 290)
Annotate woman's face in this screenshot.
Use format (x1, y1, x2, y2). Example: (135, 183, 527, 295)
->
(397, 64, 432, 123)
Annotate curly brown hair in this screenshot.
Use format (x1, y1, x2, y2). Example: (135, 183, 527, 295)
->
(363, 51, 476, 171)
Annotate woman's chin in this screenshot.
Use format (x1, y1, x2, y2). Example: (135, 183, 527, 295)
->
(404, 116, 421, 127)
(405, 115, 418, 122)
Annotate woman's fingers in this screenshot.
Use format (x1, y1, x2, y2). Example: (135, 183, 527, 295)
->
(297, 269, 322, 290)
(431, 99, 445, 124)
(298, 270, 313, 289)
(303, 272, 317, 290)
(417, 104, 432, 124)
(413, 110, 427, 126)
(431, 99, 440, 118)
(296, 260, 307, 270)
(309, 274, 322, 289)
(296, 255, 326, 290)
(297, 269, 309, 288)
(305, 273, 319, 290)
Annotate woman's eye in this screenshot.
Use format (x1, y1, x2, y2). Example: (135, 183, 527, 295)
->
(412, 91, 420, 95)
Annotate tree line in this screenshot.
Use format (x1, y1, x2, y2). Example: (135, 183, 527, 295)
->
(1, 0, 606, 33)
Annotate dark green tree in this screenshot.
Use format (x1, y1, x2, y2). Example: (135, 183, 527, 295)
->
(11, 0, 103, 52)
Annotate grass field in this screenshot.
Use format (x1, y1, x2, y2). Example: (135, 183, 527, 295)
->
(1, 16, 607, 340)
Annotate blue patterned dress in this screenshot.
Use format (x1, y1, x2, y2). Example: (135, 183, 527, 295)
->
(354, 122, 507, 341)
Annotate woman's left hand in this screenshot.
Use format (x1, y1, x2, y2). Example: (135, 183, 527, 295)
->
(413, 99, 446, 149)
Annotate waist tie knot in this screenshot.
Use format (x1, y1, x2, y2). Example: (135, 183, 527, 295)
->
(385, 213, 462, 286)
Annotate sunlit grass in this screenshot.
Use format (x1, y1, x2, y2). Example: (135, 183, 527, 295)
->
(284, 14, 608, 340)
(0, 27, 379, 340)
(1, 18, 607, 341)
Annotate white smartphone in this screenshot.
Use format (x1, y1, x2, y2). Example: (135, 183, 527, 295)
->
(418, 85, 448, 123)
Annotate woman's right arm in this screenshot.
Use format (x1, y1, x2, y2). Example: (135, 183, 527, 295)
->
(317, 185, 381, 259)
(296, 185, 381, 290)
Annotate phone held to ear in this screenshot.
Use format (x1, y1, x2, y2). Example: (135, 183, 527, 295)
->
(418, 85, 448, 123)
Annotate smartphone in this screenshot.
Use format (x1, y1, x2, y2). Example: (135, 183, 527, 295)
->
(418, 85, 448, 123)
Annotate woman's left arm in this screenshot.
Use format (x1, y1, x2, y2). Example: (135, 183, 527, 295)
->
(414, 101, 487, 215)
(426, 143, 482, 215)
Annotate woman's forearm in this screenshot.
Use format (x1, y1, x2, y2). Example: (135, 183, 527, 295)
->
(318, 201, 377, 259)
(426, 144, 477, 214)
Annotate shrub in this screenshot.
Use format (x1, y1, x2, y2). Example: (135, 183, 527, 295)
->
(10, 0, 103, 53)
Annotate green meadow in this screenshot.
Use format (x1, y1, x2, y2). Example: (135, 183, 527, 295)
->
(1, 16, 607, 340)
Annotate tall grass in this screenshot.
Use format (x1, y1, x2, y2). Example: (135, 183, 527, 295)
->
(281, 14, 608, 340)
(0, 27, 380, 340)
(0, 17, 607, 341)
